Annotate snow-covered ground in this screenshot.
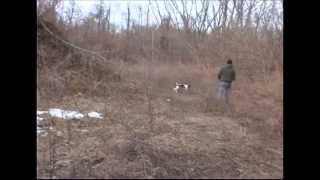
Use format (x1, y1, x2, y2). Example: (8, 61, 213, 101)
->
(88, 112, 103, 119)
(37, 111, 48, 115)
(48, 108, 85, 119)
(37, 108, 104, 136)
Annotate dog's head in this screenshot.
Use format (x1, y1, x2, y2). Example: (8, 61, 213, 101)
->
(183, 84, 190, 89)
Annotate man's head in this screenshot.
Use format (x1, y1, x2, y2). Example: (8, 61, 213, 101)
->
(227, 59, 232, 64)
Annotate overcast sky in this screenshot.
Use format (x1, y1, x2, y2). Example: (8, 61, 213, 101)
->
(58, 0, 163, 29)
(57, 0, 282, 30)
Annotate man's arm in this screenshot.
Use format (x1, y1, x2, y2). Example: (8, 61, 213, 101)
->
(218, 69, 222, 80)
(232, 71, 236, 81)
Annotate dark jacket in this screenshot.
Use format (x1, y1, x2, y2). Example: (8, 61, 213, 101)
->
(218, 64, 236, 82)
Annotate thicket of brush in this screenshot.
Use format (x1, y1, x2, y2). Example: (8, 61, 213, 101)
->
(37, 0, 283, 178)
(37, 0, 282, 101)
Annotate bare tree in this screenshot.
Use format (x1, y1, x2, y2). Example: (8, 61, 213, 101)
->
(65, 0, 76, 26)
(192, 0, 211, 35)
(260, 1, 274, 33)
(38, 0, 63, 23)
(127, 6, 131, 34)
(227, 0, 237, 28)
(235, 0, 244, 28)
(207, 1, 224, 32)
(221, 0, 230, 30)
(105, 6, 111, 32)
(94, 0, 105, 32)
(146, 1, 150, 27)
(154, 0, 165, 21)
(244, 0, 257, 29)
(170, 0, 193, 33)
(254, 0, 267, 34)
(163, 0, 181, 31)
(148, 0, 161, 26)
(138, 6, 143, 32)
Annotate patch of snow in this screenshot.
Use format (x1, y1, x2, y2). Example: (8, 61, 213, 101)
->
(78, 129, 89, 133)
(48, 108, 84, 119)
(37, 127, 46, 135)
(37, 117, 44, 121)
(37, 132, 48, 137)
(37, 111, 48, 115)
(88, 112, 103, 119)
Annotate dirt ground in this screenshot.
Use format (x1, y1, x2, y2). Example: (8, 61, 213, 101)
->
(37, 63, 283, 178)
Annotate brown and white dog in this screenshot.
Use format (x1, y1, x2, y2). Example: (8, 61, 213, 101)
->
(173, 82, 191, 93)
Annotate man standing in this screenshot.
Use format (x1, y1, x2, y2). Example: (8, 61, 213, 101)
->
(217, 59, 236, 106)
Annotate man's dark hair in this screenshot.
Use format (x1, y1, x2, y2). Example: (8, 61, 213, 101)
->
(227, 59, 232, 64)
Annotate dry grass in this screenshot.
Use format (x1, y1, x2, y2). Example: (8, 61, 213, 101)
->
(37, 14, 282, 178)
(37, 59, 282, 179)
